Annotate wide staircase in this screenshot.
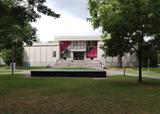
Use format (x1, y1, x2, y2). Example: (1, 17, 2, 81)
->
(55, 60, 102, 69)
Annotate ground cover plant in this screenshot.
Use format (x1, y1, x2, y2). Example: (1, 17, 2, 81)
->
(0, 73, 160, 114)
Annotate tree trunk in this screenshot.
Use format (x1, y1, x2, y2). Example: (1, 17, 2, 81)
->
(138, 34, 143, 83)
(118, 55, 123, 68)
(130, 53, 133, 67)
(11, 42, 15, 75)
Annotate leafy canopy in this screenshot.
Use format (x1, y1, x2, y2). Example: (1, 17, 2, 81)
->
(0, 0, 60, 49)
(88, 0, 160, 81)
(88, 0, 160, 47)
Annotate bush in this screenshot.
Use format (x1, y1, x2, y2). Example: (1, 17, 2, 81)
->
(142, 44, 158, 67)
(1, 46, 24, 66)
(1, 49, 12, 66)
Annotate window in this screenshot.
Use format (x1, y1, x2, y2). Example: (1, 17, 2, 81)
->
(53, 51, 56, 57)
(80, 41, 83, 49)
(75, 42, 78, 49)
(73, 41, 76, 49)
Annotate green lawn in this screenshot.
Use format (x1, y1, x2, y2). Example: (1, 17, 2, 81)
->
(0, 66, 97, 72)
(0, 66, 18, 73)
(0, 66, 51, 74)
(0, 74, 160, 114)
(17, 66, 51, 70)
(126, 67, 160, 76)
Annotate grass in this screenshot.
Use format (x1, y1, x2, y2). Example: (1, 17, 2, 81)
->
(0, 73, 160, 114)
(0, 66, 50, 74)
(0, 66, 18, 73)
(0, 66, 97, 71)
(126, 67, 160, 76)
(142, 68, 160, 73)
(16, 66, 51, 70)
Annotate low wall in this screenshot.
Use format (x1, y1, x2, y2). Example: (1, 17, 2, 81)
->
(31, 70, 107, 78)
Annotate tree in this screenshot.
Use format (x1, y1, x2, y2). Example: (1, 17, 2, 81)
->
(0, 0, 60, 74)
(102, 33, 132, 68)
(150, 35, 160, 50)
(141, 43, 158, 67)
(88, 0, 160, 82)
(147, 35, 160, 67)
(1, 23, 36, 66)
(0, 0, 60, 47)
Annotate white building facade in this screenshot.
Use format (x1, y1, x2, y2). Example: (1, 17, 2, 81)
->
(23, 42, 59, 66)
(23, 36, 137, 67)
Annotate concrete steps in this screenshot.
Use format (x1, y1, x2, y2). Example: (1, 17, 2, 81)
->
(55, 60, 102, 69)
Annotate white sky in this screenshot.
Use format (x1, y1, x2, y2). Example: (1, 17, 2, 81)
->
(31, 0, 101, 42)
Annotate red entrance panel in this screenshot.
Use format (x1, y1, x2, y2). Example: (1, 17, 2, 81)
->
(86, 47, 97, 58)
(86, 41, 97, 58)
(60, 41, 71, 53)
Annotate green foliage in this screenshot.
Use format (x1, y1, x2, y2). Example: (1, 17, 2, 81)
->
(0, 23, 37, 49)
(0, 22, 36, 66)
(0, 0, 60, 49)
(142, 44, 158, 67)
(102, 34, 132, 57)
(89, 0, 160, 81)
(15, 45, 24, 66)
(158, 51, 160, 64)
(1, 44, 24, 66)
(145, 35, 160, 66)
(1, 49, 12, 65)
(88, 0, 160, 51)
(0, 0, 60, 66)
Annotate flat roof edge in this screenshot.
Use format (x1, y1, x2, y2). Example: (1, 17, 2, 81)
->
(54, 35, 101, 41)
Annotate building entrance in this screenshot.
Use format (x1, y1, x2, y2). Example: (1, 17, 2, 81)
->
(73, 52, 84, 60)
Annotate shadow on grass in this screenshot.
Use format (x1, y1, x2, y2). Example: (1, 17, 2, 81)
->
(107, 75, 160, 88)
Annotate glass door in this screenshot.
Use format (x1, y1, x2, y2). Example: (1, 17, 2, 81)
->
(73, 52, 84, 60)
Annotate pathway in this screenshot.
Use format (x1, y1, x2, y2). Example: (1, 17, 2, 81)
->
(107, 68, 160, 79)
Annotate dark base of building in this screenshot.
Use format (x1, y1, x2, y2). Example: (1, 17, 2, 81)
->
(31, 70, 107, 78)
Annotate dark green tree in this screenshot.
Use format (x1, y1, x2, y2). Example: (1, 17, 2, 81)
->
(0, 0, 60, 74)
(88, 0, 160, 82)
(0, 0, 60, 48)
(102, 32, 132, 68)
(1, 23, 37, 66)
(142, 44, 158, 67)
(146, 35, 160, 67)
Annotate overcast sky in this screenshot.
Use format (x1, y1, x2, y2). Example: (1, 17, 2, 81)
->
(31, 0, 101, 42)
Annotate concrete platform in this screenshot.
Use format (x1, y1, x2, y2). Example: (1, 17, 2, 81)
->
(31, 70, 106, 78)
